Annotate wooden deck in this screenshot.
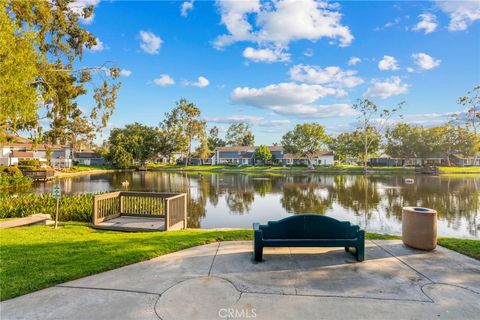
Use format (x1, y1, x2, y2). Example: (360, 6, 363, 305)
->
(92, 216, 166, 232)
(92, 191, 187, 232)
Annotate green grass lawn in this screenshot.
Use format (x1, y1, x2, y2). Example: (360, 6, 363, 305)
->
(438, 166, 480, 174)
(437, 238, 480, 260)
(1, 223, 478, 301)
(149, 164, 415, 173)
(0, 223, 252, 301)
(58, 165, 114, 173)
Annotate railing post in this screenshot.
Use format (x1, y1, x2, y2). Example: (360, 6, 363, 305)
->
(183, 193, 187, 229)
(164, 198, 169, 231)
(119, 194, 124, 214)
(92, 196, 98, 225)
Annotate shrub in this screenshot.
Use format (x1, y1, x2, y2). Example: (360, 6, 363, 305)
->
(17, 165, 37, 171)
(3, 166, 22, 177)
(0, 193, 93, 222)
(18, 159, 40, 168)
(0, 175, 32, 189)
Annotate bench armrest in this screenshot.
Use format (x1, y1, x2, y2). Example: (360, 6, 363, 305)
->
(253, 223, 263, 241)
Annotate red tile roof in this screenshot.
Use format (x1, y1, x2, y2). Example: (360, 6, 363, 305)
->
(11, 151, 34, 158)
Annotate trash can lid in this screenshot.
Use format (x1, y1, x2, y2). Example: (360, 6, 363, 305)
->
(413, 207, 430, 212)
(402, 206, 437, 214)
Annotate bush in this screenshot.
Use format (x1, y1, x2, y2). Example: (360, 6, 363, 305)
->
(18, 159, 40, 168)
(3, 166, 22, 177)
(0, 175, 32, 189)
(0, 193, 93, 222)
(17, 165, 37, 171)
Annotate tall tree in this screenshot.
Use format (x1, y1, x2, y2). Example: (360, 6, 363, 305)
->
(196, 137, 211, 164)
(225, 123, 254, 146)
(456, 86, 480, 137)
(157, 127, 181, 163)
(207, 126, 226, 151)
(253, 145, 272, 164)
(385, 123, 427, 162)
(0, 3, 39, 141)
(162, 99, 206, 166)
(1, 0, 121, 144)
(332, 128, 380, 163)
(108, 123, 159, 166)
(281, 123, 332, 168)
(430, 125, 478, 166)
(353, 98, 404, 171)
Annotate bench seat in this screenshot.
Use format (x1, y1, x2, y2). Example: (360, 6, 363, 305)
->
(253, 215, 365, 262)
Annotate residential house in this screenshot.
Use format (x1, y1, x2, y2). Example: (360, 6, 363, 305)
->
(369, 153, 480, 167)
(210, 146, 334, 166)
(281, 151, 334, 166)
(74, 152, 108, 166)
(0, 142, 73, 169)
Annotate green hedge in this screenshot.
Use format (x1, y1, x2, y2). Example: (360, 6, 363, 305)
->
(0, 166, 32, 189)
(0, 194, 93, 222)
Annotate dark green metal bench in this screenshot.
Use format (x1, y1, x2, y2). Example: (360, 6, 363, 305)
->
(253, 215, 365, 262)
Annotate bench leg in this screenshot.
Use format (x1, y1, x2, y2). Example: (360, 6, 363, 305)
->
(254, 245, 263, 262)
(355, 245, 364, 262)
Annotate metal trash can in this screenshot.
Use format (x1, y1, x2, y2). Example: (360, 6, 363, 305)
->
(402, 207, 437, 250)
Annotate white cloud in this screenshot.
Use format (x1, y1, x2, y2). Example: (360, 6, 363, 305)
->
(139, 31, 162, 54)
(411, 53, 441, 70)
(412, 13, 438, 34)
(232, 82, 337, 107)
(88, 38, 104, 52)
(289, 64, 364, 89)
(384, 112, 455, 127)
(378, 55, 400, 71)
(438, 1, 480, 31)
(364, 76, 409, 99)
(214, 0, 353, 49)
(68, 0, 100, 24)
(242, 47, 290, 63)
(268, 103, 357, 118)
(230, 82, 356, 118)
(153, 74, 175, 86)
(214, 0, 260, 48)
(304, 48, 314, 57)
(348, 57, 361, 66)
(374, 17, 401, 31)
(181, 1, 194, 17)
(120, 69, 132, 77)
(206, 115, 290, 127)
(186, 76, 210, 88)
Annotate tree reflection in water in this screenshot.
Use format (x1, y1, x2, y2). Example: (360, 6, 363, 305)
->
(27, 171, 479, 237)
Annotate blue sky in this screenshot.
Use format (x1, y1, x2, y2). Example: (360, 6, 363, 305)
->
(76, 0, 480, 145)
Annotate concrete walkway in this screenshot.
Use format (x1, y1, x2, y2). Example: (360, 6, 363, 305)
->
(2, 240, 479, 320)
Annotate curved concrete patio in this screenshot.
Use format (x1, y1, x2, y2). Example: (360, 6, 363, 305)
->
(1, 240, 479, 320)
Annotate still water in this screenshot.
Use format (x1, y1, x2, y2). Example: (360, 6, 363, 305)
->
(30, 171, 479, 238)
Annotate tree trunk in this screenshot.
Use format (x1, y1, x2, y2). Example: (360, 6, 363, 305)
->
(364, 135, 368, 173)
(185, 137, 191, 167)
(363, 120, 368, 173)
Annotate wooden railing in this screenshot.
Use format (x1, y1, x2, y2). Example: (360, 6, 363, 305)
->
(92, 191, 187, 230)
(22, 169, 55, 181)
(165, 193, 188, 231)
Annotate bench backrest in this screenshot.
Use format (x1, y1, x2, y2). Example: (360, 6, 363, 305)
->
(260, 215, 359, 240)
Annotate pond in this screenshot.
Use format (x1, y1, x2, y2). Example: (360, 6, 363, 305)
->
(28, 171, 480, 238)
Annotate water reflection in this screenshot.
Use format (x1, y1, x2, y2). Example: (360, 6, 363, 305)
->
(18, 172, 480, 238)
